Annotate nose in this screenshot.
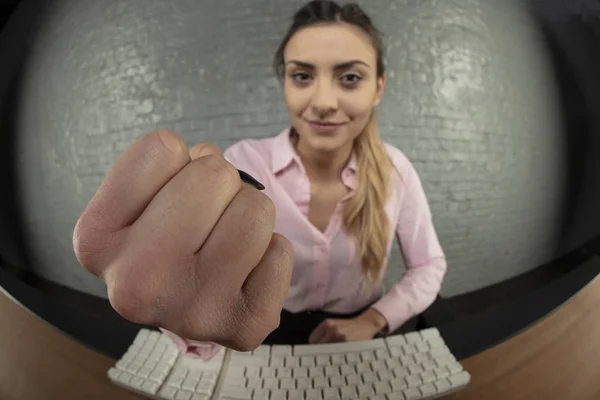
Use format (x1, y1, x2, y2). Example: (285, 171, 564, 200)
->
(310, 79, 338, 116)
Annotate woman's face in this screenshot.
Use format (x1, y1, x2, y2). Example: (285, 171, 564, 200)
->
(283, 22, 385, 153)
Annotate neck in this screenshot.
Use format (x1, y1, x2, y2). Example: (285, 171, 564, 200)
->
(293, 133, 353, 183)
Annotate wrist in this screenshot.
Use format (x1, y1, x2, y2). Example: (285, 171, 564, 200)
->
(360, 308, 388, 331)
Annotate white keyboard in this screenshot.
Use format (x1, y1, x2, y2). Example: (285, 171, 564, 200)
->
(108, 328, 471, 400)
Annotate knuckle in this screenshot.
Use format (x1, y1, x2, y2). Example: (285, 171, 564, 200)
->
(246, 191, 276, 222)
(72, 216, 109, 277)
(199, 154, 239, 188)
(271, 234, 295, 266)
(107, 275, 156, 325)
(153, 130, 188, 160)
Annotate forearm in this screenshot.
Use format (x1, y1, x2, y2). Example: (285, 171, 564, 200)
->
(371, 257, 447, 332)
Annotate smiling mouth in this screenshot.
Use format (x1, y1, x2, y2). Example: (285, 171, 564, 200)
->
(308, 120, 347, 126)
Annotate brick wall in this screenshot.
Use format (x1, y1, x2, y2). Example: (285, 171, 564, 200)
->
(1, 0, 577, 298)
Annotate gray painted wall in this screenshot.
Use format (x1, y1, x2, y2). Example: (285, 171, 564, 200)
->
(2, 0, 567, 299)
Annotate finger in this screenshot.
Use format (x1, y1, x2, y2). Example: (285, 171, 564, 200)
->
(189, 143, 223, 161)
(129, 151, 241, 258)
(309, 320, 329, 344)
(76, 130, 190, 235)
(188, 185, 279, 295)
(235, 233, 294, 337)
(318, 328, 339, 344)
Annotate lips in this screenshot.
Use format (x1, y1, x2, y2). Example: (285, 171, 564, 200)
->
(307, 120, 348, 133)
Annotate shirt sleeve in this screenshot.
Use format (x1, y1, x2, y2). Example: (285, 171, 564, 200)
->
(159, 328, 223, 360)
(371, 161, 447, 333)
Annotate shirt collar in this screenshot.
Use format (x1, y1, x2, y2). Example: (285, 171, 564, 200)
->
(271, 127, 358, 181)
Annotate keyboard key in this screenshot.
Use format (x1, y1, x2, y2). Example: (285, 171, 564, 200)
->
(360, 350, 376, 362)
(375, 348, 390, 359)
(340, 365, 355, 375)
(420, 370, 436, 384)
(345, 353, 360, 363)
(191, 395, 209, 400)
(324, 366, 339, 376)
(421, 360, 437, 371)
(419, 383, 436, 397)
(362, 372, 377, 384)
(426, 337, 445, 348)
(420, 328, 440, 339)
(405, 332, 421, 344)
(270, 357, 285, 368)
(196, 380, 215, 394)
(261, 368, 276, 379)
(263, 377, 278, 389)
(407, 364, 423, 375)
(306, 388, 321, 400)
(377, 370, 393, 381)
(141, 381, 160, 394)
(220, 386, 252, 399)
(159, 386, 178, 400)
(297, 377, 311, 389)
(374, 381, 391, 395)
(288, 391, 304, 400)
(294, 338, 386, 356)
(286, 356, 301, 368)
(429, 345, 450, 357)
(331, 354, 346, 365)
(340, 387, 357, 399)
(293, 367, 309, 378)
(280, 377, 295, 389)
(117, 371, 133, 384)
(357, 384, 374, 397)
(449, 371, 471, 388)
(329, 376, 345, 388)
(405, 374, 422, 388)
(403, 387, 422, 400)
(301, 356, 317, 367)
(434, 378, 451, 392)
(175, 390, 193, 400)
(385, 335, 407, 347)
(323, 387, 339, 400)
(316, 355, 330, 366)
(447, 362, 464, 374)
(435, 354, 457, 367)
(252, 389, 270, 399)
(272, 345, 292, 357)
(356, 362, 371, 374)
(271, 389, 287, 399)
(277, 368, 292, 379)
(434, 367, 450, 379)
(346, 374, 361, 385)
(390, 377, 408, 392)
(314, 376, 328, 389)
(129, 376, 144, 389)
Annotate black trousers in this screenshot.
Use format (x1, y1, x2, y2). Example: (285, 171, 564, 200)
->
(263, 305, 421, 345)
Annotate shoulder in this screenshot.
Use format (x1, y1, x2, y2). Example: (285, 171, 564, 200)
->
(381, 142, 415, 178)
(222, 136, 275, 176)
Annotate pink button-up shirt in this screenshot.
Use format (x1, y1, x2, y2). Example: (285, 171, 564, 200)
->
(161, 128, 447, 359)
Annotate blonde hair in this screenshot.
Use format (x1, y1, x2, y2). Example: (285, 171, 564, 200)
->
(343, 112, 395, 292)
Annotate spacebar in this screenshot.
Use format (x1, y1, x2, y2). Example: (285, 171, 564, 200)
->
(293, 338, 386, 356)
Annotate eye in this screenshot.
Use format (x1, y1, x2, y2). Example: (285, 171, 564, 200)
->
(291, 72, 312, 83)
(341, 73, 362, 84)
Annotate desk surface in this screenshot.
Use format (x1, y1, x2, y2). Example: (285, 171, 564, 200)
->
(1, 277, 599, 400)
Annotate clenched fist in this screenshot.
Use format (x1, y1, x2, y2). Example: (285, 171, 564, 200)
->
(72, 130, 293, 352)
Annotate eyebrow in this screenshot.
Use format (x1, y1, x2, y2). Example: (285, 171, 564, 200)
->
(285, 60, 371, 70)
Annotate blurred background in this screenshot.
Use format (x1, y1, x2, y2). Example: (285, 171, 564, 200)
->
(0, 0, 598, 307)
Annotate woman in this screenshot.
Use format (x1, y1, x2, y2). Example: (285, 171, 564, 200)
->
(162, 0, 447, 358)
